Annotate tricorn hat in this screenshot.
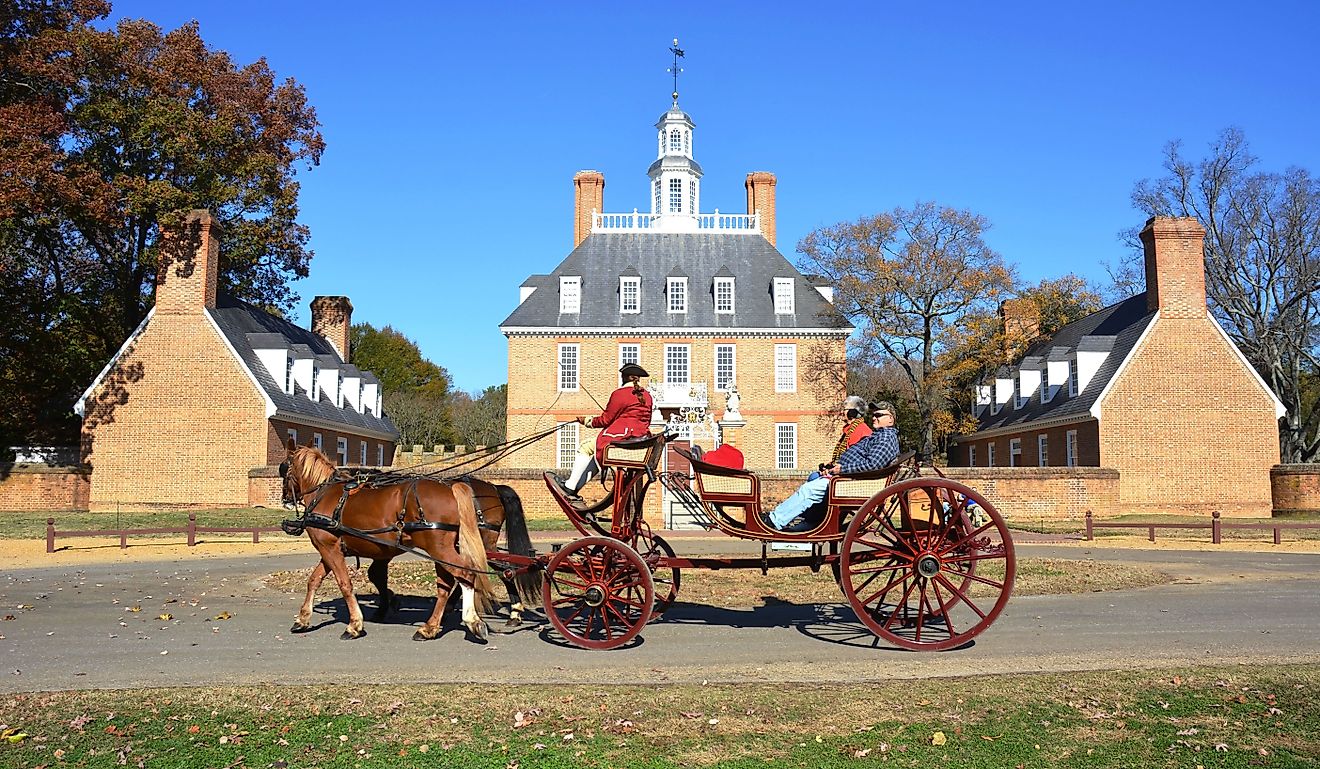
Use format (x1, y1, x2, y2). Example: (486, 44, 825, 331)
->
(620, 363, 649, 380)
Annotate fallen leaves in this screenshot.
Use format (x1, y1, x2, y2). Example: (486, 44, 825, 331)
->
(931, 731, 947, 746)
(213, 611, 232, 621)
(0, 727, 27, 743)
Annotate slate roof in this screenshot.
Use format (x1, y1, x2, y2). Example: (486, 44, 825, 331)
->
(967, 293, 1155, 435)
(209, 295, 399, 440)
(500, 233, 853, 332)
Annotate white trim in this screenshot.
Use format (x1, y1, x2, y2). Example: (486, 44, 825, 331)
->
(619, 276, 641, 314)
(713, 343, 736, 392)
(75, 308, 155, 416)
(201, 309, 278, 417)
(1088, 312, 1159, 421)
(274, 413, 398, 442)
(502, 325, 854, 336)
(1206, 312, 1288, 418)
(667, 276, 688, 313)
(558, 343, 580, 392)
(714, 277, 735, 314)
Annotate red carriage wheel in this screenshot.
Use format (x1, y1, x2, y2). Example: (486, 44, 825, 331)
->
(542, 536, 655, 650)
(635, 532, 680, 621)
(840, 477, 1015, 651)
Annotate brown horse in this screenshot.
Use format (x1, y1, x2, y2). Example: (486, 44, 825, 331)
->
(282, 441, 540, 641)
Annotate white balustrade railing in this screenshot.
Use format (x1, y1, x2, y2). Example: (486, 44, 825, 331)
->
(594, 209, 761, 234)
(648, 381, 709, 408)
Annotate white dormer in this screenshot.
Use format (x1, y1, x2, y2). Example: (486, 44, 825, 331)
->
(814, 285, 835, 304)
(362, 380, 379, 417)
(292, 356, 314, 401)
(773, 277, 795, 314)
(316, 363, 340, 405)
(1044, 359, 1069, 403)
(1075, 337, 1116, 395)
(1017, 367, 1041, 408)
(993, 376, 1013, 413)
(519, 285, 536, 305)
(559, 276, 581, 313)
(973, 383, 992, 417)
(342, 370, 361, 412)
(251, 341, 291, 395)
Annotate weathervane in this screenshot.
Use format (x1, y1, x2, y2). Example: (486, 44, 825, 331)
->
(668, 38, 685, 104)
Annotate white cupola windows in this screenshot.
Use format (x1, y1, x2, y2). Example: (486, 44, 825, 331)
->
(669, 179, 683, 213)
(669, 129, 682, 153)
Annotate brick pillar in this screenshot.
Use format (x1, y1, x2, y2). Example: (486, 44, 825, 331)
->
(573, 170, 605, 249)
(311, 296, 353, 362)
(156, 209, 220, 314)
(1139, 216, 1207, 318)
(999, 297, 1041, 358)
(745, 172, 777, 247)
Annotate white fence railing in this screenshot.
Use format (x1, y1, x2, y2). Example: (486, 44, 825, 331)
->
(593, 210, 761, 234)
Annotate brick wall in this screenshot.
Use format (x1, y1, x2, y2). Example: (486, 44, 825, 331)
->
(1270, 464, 1320, 516)
(0, 465, 91, 511)
(1099, 317, 1279, 517)
(745, 172, 777, 247)
(269, 419, 395, 467)
(940, 467, 1119, 521)
(954, 421, 1100, 469)
(505, 335, 842, 472)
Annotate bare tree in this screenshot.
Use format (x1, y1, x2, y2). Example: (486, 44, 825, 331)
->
(798, 202, 1016, 458)
(1126, 129, 1320, 462)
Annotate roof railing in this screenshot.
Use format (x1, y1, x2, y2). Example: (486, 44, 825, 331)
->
(593, 209, 761, 234)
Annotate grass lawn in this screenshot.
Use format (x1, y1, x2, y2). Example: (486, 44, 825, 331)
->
(0, 665, 1315, 768)
(0, 508, 289, 540)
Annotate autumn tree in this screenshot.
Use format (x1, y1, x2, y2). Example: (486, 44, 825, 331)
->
(0, 0, 324, 452)
(449, 385, 508, 448)
(349, 323, 453, 449)
(1120, 129, 1320, 462)
(798, 202, 1016, 458)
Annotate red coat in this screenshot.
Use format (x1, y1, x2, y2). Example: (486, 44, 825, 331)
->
(588, 386, 654, 456)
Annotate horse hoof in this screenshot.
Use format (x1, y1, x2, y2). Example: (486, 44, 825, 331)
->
(411, 630, 432, 641)
(490, 618, 521, 634)
(340, 629, 365, 641)
(290, 623, 312, 634)
(467, 622, 489, 643)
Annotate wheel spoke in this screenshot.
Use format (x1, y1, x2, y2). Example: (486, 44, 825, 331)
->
(934, 572, 988, 620)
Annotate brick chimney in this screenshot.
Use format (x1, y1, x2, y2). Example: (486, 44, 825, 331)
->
(1139, 216, 1207, 318)
(311, 296, 353, 363)
(745, 172, 777, 247)
(999, 298, 1041, 358)
(155, 209, 220, 314)
(573, 170, 605, 249)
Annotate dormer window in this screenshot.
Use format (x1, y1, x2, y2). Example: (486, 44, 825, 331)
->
(284, 355, 295, 394)
(1068, 359, 1079, 397)
(310, 363, 320, 401)
(335, 372, 344, 408)
(1014, 375, 1025, 409)
(560, 276, 580, 314)
(714, 277, 735, 314)
(620, 277, 640, 313)
(668, 277, 687, 313)
(774, 278, 795, 314)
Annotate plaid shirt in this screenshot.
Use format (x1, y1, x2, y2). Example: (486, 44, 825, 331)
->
(837, 426, 900, 475)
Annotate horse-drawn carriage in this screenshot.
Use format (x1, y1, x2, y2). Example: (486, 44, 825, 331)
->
(282, 428, 1015, 652)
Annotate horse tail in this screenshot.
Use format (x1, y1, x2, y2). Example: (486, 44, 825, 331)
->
(451, 481, 494, 613)
(496, 484, 543, 606)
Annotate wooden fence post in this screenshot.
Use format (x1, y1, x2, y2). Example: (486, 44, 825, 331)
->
(1212, 510, 1221, 545)
(46, 518, 55, 553)
(1084, 510, 1093, 541)
(188, 513, 196, 547)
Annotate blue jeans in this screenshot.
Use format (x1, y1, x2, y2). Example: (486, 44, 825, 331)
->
(769, 476, 831, 528)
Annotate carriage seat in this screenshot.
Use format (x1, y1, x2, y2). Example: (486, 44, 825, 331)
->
(598, 430, 665, 473)
(673, 446, 762, 515)
(826, 450, 917, 507)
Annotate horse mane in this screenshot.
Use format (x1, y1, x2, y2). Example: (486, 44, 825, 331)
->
(291, 445, 338, 491)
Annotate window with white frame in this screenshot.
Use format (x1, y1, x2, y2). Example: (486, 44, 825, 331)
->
(987, 442, 996, 467)
(1068, 359, 1078, 397)
(775, 423, 797, 470)
(774, 344, 797, 392)
(287, 427, 298, 446)
(669, 129, 681, 153)
(359, 441, 367, 466)
(689, 179, 696, 210)
(1009, 437, 1022, 467)
(620, 277, 640, 313)
(377, 444, 384, 467)
(310, 363, 320, 401)
(968, 444, 977, 467)
(1014, 375, 1025, 409)
(558, 344, 579, 391)
(668, 277, 687, 313)
(669, 178, 682, 213)
(1066, 429, 1079, 467)
(559, 276, 580, 314)
(557, 423, 578, 469)
(1038, 434, 1049, 466)
(714, 277, 735, 314)
(773, 277, 795, 314)
(335, 372, 344, 408)
(285, 356, 295, 394)
(683, 131, 690, 154)
(619, 344, 640, 370)
(313, 432, 322, 451)
(653, 180, 660, 213)
(665, 344, 690, 384)
(336, 437, 348, 465)
(714, 344, 736, 392)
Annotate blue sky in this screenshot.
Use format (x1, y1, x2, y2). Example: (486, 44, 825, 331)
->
(108, 1, 1320, 393)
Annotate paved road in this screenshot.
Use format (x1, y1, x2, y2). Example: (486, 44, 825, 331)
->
(3, 541, 1319, 692)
